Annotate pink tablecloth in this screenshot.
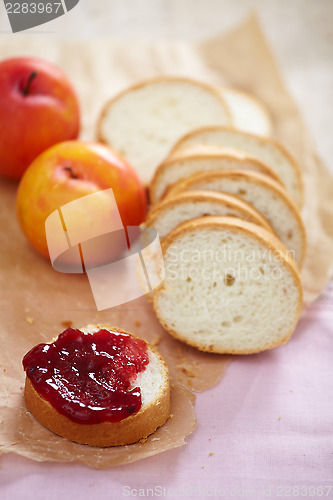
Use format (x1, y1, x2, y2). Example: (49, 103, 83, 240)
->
(1, 285, 333, 500)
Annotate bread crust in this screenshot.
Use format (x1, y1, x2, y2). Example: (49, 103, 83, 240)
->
(150, 145, 283, 203)
(24, 325, 170, 447)
(97, 76, 232, 146)
(165, 169, 306, 268)
(153, 216, 303, 355)
(145, 189, 273, 234)
(168, 125, 303, 207)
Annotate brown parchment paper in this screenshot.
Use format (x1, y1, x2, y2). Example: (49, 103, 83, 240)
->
(1, 15, 333, 468)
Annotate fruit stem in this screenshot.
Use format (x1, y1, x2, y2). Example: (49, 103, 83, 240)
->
(22, 71, 38, 96)
(64, 165, 79, 179)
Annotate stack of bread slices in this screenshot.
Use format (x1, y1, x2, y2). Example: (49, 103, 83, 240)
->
(99, 77, 305, 355)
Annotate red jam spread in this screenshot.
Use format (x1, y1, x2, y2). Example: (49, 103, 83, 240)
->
(22, 328, 149, 424)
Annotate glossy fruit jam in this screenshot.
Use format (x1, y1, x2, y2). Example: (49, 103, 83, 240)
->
(23, 327, 149, 424)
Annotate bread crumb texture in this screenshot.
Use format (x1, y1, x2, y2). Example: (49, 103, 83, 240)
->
(153, 218, 302, 354)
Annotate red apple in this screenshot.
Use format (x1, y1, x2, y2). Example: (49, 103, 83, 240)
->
(0, 57, 80, 180)
(16, 141, 148, 265)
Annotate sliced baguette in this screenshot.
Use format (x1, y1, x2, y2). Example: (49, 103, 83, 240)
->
(167, 170, 306, 268)
(98, 77, 231, 185)
(219, 87, 273, 137)
(170, 126, 303, 207)
(153, 216, 303, 354)
(146, 190, 273, 239)
(24, 324, 170, 447)
(150, 143, 283, 203)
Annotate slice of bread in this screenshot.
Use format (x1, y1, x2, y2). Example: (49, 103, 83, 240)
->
(150, 143, 283, 203)
(170, 126, 303, 207)
(146, 190, 273, 239)
(23, 325, 170, 447)
(219, 87, 273, 137)
(98, 77, 231, 185)
(153, 216, 303, 354)
(167, 170, 306, 268)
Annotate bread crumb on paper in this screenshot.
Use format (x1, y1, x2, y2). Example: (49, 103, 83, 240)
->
(209, 452, 214, 456)
(26, 317, 34, 325)
(180, 366, 198, 379)
(61, 320, 73, 328)
(278, 416, 282, 420)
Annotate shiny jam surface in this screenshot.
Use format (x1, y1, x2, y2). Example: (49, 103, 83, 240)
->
(22, 328, 149, 424)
